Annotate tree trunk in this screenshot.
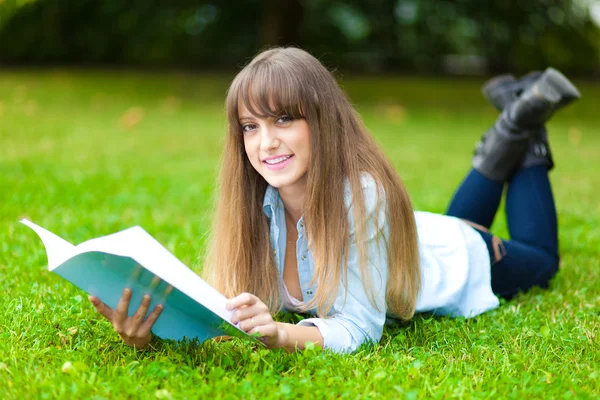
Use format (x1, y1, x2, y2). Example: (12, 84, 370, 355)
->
(261, 0, 304, 47)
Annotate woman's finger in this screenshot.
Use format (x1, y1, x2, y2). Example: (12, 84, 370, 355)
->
(226, 292, 258, 310)
(239, 316, 259, 332)
(247, 322, 278, 338)
(231, 303, 267, 325)
(114, 288, 132, 329)
(239, 312, 274, 332)
(139, 304, 164, 335)
(130, 294, 152, 331)
(88, 296, 114, 321)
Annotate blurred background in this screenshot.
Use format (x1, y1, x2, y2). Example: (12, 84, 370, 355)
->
(1, 0, 600, 75)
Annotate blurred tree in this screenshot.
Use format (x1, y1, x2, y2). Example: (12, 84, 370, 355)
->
(459, 0, 600, 73)
(0, 0, 598, 74)
(262, 0, 304, 47)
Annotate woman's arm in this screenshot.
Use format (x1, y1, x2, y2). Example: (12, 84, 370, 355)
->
(275, 322, 324, 352)
(227, 293, 324, 351)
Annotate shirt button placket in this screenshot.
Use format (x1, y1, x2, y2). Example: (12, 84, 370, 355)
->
(297, 219, 310, 297)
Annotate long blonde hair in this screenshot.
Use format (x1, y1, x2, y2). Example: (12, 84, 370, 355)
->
(203, 47, 420, 320)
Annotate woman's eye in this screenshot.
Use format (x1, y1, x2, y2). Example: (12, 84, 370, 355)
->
(242, 124, 257, 133)
(276, 115, 293, 124)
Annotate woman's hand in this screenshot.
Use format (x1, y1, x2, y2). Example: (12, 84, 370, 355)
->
(227, 292, 286, 349)
(89, 288, 163, 349)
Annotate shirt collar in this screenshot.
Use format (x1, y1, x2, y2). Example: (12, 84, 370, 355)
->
(263, 185, 280, 219)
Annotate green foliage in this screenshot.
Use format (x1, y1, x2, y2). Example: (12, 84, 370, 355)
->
(0, 0, 598, 73)
(0, 0, 262, 67)
(0, 71, 599, 398)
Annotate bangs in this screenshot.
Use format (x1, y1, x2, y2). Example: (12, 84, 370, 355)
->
(229, 59, 307, 124)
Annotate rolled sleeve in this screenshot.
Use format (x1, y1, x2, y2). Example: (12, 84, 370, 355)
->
(298, 174, 389, 353)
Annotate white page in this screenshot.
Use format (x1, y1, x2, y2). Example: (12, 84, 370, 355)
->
(20, 219, 75, 268)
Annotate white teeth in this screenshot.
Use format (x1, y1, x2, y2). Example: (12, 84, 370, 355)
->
(265, 155, 291, 165)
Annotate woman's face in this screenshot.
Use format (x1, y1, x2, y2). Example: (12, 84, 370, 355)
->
(238, 102, 310, 192)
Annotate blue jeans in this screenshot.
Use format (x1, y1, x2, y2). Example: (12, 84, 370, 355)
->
(446, 166, 559, 299)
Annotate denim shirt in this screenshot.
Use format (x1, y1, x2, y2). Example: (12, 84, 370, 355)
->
(263, 175, 499, 353)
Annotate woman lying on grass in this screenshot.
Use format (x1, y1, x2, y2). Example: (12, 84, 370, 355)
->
(89, 47, 580, 353)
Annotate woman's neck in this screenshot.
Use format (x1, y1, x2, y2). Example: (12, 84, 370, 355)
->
(278, 181, 306, 224)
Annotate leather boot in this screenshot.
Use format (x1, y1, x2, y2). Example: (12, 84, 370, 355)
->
(473, 68, 580, 182)
(481, 71, 554, 170)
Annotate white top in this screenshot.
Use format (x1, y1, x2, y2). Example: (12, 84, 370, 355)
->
(412, 211, 499, 317)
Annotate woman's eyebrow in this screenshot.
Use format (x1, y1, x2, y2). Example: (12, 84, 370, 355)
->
(238, 115, 255, 122)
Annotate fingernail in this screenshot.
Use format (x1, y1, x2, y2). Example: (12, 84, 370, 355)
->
(143, 294, 150, 301)
(124, 288, 131, 295)
(225, 302, 232, 310)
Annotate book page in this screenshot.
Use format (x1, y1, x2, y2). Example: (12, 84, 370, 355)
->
(20, 219, 75, 268)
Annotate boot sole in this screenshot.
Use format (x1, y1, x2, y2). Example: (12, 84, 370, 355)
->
(535, 68, 581, 105)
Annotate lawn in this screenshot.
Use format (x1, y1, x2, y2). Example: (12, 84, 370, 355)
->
(0, 70, 599, 399)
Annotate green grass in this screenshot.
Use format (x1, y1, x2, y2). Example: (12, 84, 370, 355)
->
(1, 70, 599, 399)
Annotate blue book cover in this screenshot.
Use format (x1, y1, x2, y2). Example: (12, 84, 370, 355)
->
(21, 219, 257, 345)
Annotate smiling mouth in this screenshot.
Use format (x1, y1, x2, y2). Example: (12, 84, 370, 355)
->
(264, 155, 293, 165)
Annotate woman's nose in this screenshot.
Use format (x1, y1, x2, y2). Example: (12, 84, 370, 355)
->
(260, 125, 280, 151)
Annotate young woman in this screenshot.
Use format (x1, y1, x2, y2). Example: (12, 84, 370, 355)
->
(89, 47, 580, 354)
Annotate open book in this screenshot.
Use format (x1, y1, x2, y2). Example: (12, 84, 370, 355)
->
(21, 219, 257, 344)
